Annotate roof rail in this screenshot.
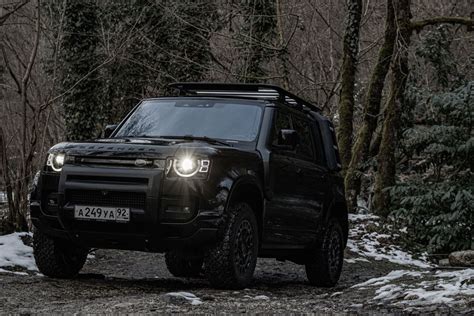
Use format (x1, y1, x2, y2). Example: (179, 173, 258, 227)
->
(168, 82, 321, 113)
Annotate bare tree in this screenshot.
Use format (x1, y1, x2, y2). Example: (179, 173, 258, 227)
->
(344, 0, 396, 212)
(1, 0, 41, 230)
(0, 0, 29, 26)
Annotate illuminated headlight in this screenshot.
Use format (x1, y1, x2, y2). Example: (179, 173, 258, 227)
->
(171, 157, 210, 178)
(47, 153, 65, 172)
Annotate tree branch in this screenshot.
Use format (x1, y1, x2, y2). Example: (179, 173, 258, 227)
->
(21, 0, 40, 176)
(411, 17, 474, 32)
(0, 0, 29, 26)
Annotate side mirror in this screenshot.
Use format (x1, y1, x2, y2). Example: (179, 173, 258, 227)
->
(277, 129, 299, 150)
(103, 124, 118, 138)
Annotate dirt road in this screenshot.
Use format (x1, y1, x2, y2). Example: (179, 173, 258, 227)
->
(0, 248, 470, 314)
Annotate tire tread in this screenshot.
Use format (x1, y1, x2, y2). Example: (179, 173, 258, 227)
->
(33, 229, 88, 278)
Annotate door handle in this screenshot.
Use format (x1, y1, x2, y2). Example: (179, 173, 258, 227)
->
(296, 167, 303, 174)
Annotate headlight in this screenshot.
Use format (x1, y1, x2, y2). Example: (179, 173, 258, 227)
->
(171, 156, 210, 178)
(47, 153, 65, 172)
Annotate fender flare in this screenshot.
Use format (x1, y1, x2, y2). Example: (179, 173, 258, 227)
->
(224, 175, 265, 239)
(225, 174, 264, 210)
(323, 197, 349, 247)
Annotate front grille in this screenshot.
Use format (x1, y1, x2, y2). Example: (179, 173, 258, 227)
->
(66, 189, 146, 209)
(67, 175, 148, 185)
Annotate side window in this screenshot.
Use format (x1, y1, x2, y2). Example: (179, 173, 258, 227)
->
(271, 111, 292, 146)
(292, 115, 314, 161)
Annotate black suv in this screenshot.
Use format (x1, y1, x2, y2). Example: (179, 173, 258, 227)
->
(30, 83, 348, 289)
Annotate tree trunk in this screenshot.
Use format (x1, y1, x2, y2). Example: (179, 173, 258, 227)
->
(373, 0, 412, 215)
(344, 0, 396, 212)
(337, 0, 363, 172)
(62, 0, 101, 141)
(0, 127, 13, 233)
(276, 0, 290, 89)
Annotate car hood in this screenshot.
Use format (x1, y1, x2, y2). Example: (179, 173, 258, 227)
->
(48, 138, 258, 160)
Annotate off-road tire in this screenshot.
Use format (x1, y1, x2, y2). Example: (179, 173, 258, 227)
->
(204, 202, 258, 289)
(33, 229, 88, 278)
(165, 251, 203, 278)
(305, 217, 344, 287)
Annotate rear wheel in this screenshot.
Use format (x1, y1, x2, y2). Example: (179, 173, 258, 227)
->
(204, 202, 258, 289)
(33, 229, 88, 278)
(165, 251, 203, 278)
(305, 217, 344, 287)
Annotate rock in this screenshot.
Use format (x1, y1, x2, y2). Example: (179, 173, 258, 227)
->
(438, 258, 450, 266)
(448, 250, 474, 267)
(162, 292, 203, 305)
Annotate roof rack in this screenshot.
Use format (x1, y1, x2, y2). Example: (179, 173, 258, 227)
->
(168, 82, 321, 113)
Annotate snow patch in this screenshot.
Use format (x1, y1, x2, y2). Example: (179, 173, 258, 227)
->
(354, 268, 474, 307)
(348, 213, 431, 268)
(373, 284, 404, 300)
(344, 257, 370, 263)
(352, 270, 423, 288)
(0, 268, 29, 276)
(348, 213, 379, 221)
(0, 232, 38, 272)
(356, 197, 369, 211)
(243, 294, 270, 300)
(164, 292, 202, 305)
(350, 303, 363, 308)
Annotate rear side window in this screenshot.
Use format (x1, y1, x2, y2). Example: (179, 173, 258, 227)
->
(311, 122, 325, 165)
(272, 111, 292, 146)
(291, 115, 314, 161)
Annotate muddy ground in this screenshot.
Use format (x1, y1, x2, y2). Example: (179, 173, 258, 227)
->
(1, 248, 471, 315)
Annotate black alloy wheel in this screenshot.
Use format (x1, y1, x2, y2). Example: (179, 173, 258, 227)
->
(204, 202, 259, 289)
(305, 217, 344, 287)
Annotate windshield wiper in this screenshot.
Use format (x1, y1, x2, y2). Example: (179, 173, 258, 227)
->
(158, 135, 232, 147)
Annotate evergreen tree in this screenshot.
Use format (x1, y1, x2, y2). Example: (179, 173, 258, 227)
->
(389, 27, 473, 253)
(61, 0, 102, 141)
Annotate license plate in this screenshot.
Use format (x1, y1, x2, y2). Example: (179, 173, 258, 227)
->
(74, 205, 130, 222)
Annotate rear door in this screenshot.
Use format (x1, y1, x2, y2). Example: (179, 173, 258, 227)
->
(288, 114, 328, 243)
(264, 110, 298, 246)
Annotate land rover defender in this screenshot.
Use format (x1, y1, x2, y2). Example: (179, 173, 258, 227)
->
(30, 83, 348, 289)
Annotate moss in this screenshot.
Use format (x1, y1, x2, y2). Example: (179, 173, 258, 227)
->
(373, 0, 412, 215)
(344, 0, 396, 211)
(337, 0, 363, 172)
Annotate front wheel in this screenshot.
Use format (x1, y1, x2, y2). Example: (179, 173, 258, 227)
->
(305, 217, 344, 287)
(33, 229, 88, 278)
(204, 202, 258, 289)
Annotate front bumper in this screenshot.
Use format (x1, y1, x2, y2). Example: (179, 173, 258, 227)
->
(30, 165, 224, 252)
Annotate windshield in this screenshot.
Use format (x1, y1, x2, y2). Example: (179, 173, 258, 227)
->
(114, 99, 263, 142)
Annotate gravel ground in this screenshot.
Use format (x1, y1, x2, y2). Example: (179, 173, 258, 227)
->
(1, 248, 471, 314)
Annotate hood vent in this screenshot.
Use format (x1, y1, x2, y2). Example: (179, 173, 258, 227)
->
(73, 157, 165, 169)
